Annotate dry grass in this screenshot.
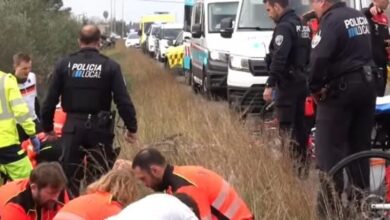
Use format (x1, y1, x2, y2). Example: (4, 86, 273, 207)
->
(108, 43, 317, 219)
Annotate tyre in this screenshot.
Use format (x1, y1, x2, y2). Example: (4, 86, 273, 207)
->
(164, 60, 169, 70)
(320, 150, 390, 220)
(184, 70, 192, 86)
(191, 74, 199, 94)
(201, 71, 213, 99)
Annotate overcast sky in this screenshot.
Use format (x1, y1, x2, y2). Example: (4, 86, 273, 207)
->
(63, 0, 184, 23)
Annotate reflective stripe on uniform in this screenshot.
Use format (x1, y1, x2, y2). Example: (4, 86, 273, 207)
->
(224, 196, 241, 219)
(53, 212, 86, 220)
(10, 98, 26, 107)
(54, 122, 63, 129)
(16, 113, 31, 124)
(0, 75, 13, 120)
(202, 214, 212, 220)
(212, 180, 230, 209)
(212, 180, 242, 219)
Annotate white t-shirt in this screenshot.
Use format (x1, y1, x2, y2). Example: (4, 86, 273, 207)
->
(18, 72, 37, 120)
(106, 194, 199, 220)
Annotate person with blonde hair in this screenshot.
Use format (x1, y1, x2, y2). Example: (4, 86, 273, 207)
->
(54, 169, 138, 220)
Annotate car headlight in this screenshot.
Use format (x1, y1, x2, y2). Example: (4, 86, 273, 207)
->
(209, 51, 228, 62)
(230, 55, 250, 72)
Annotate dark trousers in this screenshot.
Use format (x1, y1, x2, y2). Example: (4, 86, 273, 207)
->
(315, 71, 376, 216)
(37, 139, 62, 164)
(17, 119, 42, 142)
(275, 81, 308, 165)
(61, 114, 118, 197)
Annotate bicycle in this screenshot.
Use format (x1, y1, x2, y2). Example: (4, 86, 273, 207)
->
(319, 96, 390, 219)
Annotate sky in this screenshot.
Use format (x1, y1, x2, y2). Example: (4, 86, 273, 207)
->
(62, 0, 184, 23)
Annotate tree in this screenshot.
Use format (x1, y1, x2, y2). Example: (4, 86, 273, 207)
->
(103, 11, 109, 21)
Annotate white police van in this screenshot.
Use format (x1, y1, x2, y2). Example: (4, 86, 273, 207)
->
(220, 0, 371, 112)
(189, 0, 239, 96)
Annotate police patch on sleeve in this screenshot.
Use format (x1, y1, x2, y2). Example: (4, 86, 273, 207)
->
(311, 31, 321, 49)
(275, 35, 284, 46)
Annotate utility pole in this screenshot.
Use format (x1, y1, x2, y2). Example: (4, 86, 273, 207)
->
(114, 0, 117, 34)
(110, 0, 113, 33)
(122, 0, 125, 38)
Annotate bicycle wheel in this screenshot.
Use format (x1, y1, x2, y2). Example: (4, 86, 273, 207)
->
(323, 150, 390, 220)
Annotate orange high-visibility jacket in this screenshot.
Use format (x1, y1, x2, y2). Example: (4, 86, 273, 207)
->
(0, 179, 69, 220)
(53, 191, 122, 220)
(163, 165, 254, 220)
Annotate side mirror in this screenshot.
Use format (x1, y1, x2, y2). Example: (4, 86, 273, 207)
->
(191, 24, 202, 38)
(220, 17, 234, 38)
(138, 30, 142, 36)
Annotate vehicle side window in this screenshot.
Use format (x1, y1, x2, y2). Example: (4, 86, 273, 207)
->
(156, 28, 161, 38)
(176, 32, 184, 45)
(201, 3, 205, 36)
(194, 4, 201, 24)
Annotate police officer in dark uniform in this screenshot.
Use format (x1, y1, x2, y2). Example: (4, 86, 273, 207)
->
(309, 0, 376, 217)
(263, 0, 311, 176)
(41, 25, 137, 197)
(362, 0, 390, 96)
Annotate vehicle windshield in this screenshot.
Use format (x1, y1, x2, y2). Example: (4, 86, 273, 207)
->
(208, 2, 238, 33)
(162, 28, 182, 40)
(237, 0, 355, 30)
(127, 34, 138, 39)
(151, 27, 160, 36)
(144, 22, 153, 33)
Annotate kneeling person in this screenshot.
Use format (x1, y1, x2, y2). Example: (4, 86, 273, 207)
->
(54, 169, 138, 220)
(0, 162, 69, 220)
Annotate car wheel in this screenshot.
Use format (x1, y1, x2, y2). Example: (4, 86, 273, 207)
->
(202, 73, 212, 99)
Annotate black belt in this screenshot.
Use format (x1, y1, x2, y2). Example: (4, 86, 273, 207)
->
(330, 66, 371, 83)
(67, 111, 115, 130)
(340, 71, 364, 82)
(67, 113, 98, 120)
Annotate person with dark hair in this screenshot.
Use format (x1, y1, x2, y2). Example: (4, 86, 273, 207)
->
(41, 24, 138, 197)
(362, 0, 390, 96)
(131, 148, 254, 220)
(12, 53, 42, 143)
(262, 0, 311, 177)
(309, 0, 375, 217)
(0, 162, 70, 220)
(107, 193, 200, 220)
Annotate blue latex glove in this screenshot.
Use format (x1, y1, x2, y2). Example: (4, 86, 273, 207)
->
(30, 136, 41, 154)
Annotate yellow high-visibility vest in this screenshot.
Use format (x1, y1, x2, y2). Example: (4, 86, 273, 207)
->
(0, 71, 35, 147)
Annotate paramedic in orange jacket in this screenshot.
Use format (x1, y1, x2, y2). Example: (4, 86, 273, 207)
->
(132, 148, 254, 220)
(54, 169, 138, 220)
(0, 162, 69, 220)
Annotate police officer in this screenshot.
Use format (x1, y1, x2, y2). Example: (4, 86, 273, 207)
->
(263, 0, 311, 176)
(309, 0, 376, 217)
(362, 0, 390, 96)
(41, 25, 138, 197)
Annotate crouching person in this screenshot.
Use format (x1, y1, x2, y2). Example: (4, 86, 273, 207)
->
(0, 162, 69, 220)
(54, 169, 138, 220)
